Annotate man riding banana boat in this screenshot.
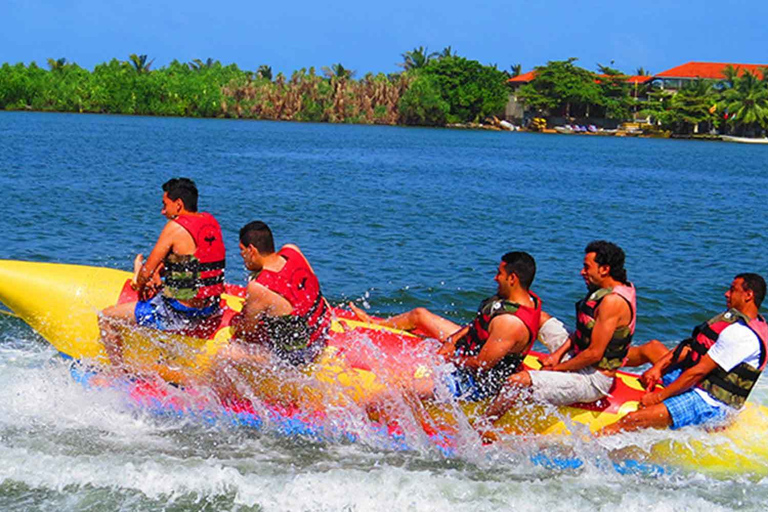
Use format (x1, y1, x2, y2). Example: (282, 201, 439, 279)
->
(99, 178, 226, 368)
(600, 273, 768, 435)
(350, 251, 567, 401)
(216, 220, 333, 368)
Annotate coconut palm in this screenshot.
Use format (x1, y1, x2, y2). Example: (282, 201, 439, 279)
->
(188, 58, 217, 71)
(438, 46, 455, 59)
(721, 69, 768, 136)
(399, 47, 438, 71)
(128, 54, 154, 74)
(510, 64, 522, 77)
(257, 65, 273, 81)
(635, 67, 650, 76)
(46, 58, 67, 71)
(322, 63, 355, 80)
(666, 79, 718, 134)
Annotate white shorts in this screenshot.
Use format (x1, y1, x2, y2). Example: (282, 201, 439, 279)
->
(529, 367, 614, 406)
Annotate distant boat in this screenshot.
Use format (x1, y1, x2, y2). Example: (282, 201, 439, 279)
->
(721, 135, 768, 144)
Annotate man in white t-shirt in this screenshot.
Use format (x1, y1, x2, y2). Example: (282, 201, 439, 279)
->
(600, 273, 768, 435)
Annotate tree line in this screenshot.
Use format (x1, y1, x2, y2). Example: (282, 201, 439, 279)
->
(518, 59, 768, 136)
(0, 49, 508, 127)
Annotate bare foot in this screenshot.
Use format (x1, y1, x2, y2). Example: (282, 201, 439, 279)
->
(348, 302, 376, 324)
(132, 253, 144, 283)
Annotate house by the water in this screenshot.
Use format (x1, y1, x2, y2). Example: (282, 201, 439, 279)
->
(505, 61, 768, 125)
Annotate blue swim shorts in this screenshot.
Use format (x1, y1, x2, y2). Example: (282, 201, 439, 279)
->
(444, 368, 487, 402)
(135, 294, 220, 331)
(661, 369, 728, 430)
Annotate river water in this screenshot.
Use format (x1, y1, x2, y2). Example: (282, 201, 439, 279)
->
(1, 111, 768, 510)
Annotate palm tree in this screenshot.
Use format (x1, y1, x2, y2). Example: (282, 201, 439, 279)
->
(188, 58, 217, 71)
(721, 69, 768, 136)
(128, 54, 154, 74)
(510, 64, 522, 77)
(257, 65, 273, 81)
(635, 67, 650, 77)
(667, 79, 718, 134)
(47, 57, 67, 71)
(438, 46, 455, 59)
(399, 46, 438, 71)
(322, 63, 355, 80)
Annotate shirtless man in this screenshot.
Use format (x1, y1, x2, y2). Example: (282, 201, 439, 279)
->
(99, 178, 226, 367)
(228, 221, 332, 366)
(481, 241, 636, 431)
(350, 252, 553, 400)
(600, 273, 768, 435)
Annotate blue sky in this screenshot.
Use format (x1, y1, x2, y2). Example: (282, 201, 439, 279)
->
(3, 0, 767, 76)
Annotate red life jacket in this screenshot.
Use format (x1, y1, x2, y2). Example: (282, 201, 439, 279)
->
(672, 309, 768, 408)
(454, 292, 542, 394)
(573, 283, 636, 371)
(254, 247, 331, 348)
(163, 212, 226, 300)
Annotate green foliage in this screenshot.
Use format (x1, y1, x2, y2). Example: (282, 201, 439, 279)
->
(419, 56, 509, 123)
(398, 75, 449, 126)
(596, 65, 634, 120)
(0, 51, 511, 127)
(517, 59, 601, 117)
(663, 80, 718, 134)
(720, 69, 768, 136)
(400, 46, 438, 71)
(0, 56, 243, 117)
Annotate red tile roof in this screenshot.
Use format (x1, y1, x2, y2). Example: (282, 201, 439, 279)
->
(509, 70, 652, 85)
(626, 75, 653, 84)
(508, 70, 537, 83)
(654, 62, 768, 80)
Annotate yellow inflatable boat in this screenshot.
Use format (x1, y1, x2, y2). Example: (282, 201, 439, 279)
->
(1, 259, 767, 476)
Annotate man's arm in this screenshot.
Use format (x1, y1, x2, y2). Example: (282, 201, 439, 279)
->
(135, 221, 182, 297)
(552, 294, 628, 372)
(453, 315, 529, 371)
(641, 354, 718, 406)
(640, 345, 688, 390)
(233, 281, 293, 338)
(437, 325, 471, 358)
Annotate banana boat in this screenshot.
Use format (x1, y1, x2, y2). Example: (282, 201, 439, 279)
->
(1, 259, 767, 477)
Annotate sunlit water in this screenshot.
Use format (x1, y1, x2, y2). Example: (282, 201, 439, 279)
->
(2, 112, 768, 510)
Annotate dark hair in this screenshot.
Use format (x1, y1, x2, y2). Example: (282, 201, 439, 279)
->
(501, 251, 536, 290)
(585, 240, 628, 284)
(239, 221, 275, 254)
(162, 178, 198, 212)
(736, 272, 766, 308)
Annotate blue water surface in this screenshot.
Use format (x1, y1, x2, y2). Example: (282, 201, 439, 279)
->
(2, 111, 767, 342)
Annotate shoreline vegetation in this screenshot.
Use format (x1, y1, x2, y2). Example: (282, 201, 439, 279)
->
(1, 51, 767, 139)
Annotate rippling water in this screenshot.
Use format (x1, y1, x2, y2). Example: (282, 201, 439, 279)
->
(2, 112, 768, 510)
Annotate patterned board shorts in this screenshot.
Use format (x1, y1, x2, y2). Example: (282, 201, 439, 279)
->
(135, 294, 219, 331)
(662, 369, 729, 430)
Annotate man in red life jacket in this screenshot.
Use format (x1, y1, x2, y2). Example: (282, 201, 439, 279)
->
(480, 241, 636, 434)
(350, 252, 552, 400)
(600, 273, 768, 435)
(228, 221, 332, 366)
(99, 178, 226, 367)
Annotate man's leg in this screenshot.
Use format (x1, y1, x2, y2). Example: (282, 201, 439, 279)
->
(598, 403, 672, 436)
(349, 304, 461, 341)
(475, 371, 533, 443)
(624, 340, 669, 367)
(482, 371, 533, 422)
(98, 301, 139, 367)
